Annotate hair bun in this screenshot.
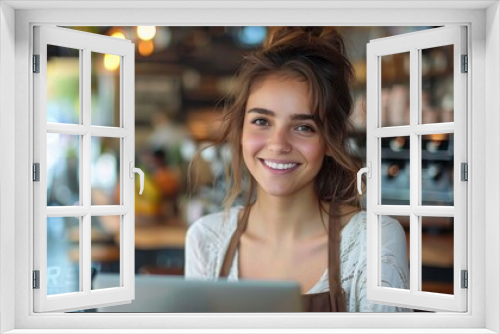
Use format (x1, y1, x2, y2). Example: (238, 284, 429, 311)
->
(264, 26, 346, 55)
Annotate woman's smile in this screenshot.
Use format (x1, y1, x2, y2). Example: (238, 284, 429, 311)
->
(242, 75, 326, 197)
(259, 158, 301, 174)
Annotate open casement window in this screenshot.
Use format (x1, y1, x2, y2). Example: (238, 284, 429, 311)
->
(33, 26, 138, 312)
(364, 26, 467, 312)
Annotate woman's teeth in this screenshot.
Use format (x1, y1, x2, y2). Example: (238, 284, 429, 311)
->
(263, 160, 297, 170)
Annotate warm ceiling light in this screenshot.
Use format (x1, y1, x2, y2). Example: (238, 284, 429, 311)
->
(104, 54, 120, 71)
(111, 31, 126, 39)
(429, 133, 447, 141)
(137, 26, 156, 41)
(138, 41, 155, 57)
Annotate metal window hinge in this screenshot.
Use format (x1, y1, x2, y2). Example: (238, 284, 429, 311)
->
(461, 163, 468, 181)
(461, 54, 468, 73)
(33, 163, 40, 182)
(33, 270, 40, 289)
(33, 54, 40, 73)
(461, 270, 468, 289)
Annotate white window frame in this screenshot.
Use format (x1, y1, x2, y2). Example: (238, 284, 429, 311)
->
(365, 26, 468, 312)
(33, 25, 136, 313)
(1, 1, 499, 333)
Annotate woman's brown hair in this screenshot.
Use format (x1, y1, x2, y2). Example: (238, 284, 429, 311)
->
(217, 26, 361, 215)
(198, 27, 362, 311)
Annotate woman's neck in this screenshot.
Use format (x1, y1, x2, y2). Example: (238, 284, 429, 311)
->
(246, 188, 328, 241)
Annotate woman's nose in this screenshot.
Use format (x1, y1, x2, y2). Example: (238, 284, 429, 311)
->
(267, 129, 292, 154)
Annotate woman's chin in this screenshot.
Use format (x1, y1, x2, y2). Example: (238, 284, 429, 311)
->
(259, 186, 295, 198)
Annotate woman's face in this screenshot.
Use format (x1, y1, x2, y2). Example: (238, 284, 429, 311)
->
(242, 75, 326, 198)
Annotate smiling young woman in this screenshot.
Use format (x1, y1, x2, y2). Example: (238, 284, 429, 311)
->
(185, 27, 410, 312)
(242, 76, 326, 199)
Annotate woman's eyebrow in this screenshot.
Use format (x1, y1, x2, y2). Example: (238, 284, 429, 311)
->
(246, 107, 275, 116)
(246, 108, 315, 121)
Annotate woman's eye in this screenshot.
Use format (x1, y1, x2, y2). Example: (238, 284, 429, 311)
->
(252, 118, 269, 126)
(296, 124, 315, 132)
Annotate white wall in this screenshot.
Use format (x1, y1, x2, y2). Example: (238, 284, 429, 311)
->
(0, 3, 1, 318)
(0, 1, 16, 332)
(486, 2, 500, 333)
(0, 2, 498, 332)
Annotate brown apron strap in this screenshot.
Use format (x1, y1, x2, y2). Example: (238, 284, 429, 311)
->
(219, 204, 347, 312)
(219, 207, 250, 277)
(328, 202, 347, 312)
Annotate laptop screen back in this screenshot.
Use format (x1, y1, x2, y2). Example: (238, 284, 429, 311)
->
(93, 273, 302, 313)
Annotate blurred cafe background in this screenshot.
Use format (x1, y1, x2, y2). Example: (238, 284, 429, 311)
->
(43, 26, 456, 311)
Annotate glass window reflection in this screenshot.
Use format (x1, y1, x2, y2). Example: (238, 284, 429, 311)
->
(47, 45, 80, 124)
(91, 137, 121, 206)
(47, 133, 80, 206)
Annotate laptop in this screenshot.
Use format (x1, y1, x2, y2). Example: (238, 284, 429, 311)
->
(93, 273, 302, 312)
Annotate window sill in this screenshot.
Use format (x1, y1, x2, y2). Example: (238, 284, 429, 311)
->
(2, 329, 498, 334)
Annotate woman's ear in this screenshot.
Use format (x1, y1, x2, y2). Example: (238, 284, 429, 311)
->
(325, 146, 334, 158)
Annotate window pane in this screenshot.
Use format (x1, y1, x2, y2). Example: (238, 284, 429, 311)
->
(47, 45, 80, 124)
(421, 134, 454, 206)
(47, 133, 80, 206)
(381, 136, 410, 205)
(91, 52, 121, 127)
(47, 217, 80, 295)
(381, 52, 410, 127)
(91, 216, 121, 290)
(421, 45, 454, 124)
(380, 215, 410, 291)
(421, 216, 454, 295)
(91, 137, 121, 205)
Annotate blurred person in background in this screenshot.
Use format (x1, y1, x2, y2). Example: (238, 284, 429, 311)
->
(134, 111, 188, 220)
(148, 111, 189, 166)
(185, 27, 409, 312)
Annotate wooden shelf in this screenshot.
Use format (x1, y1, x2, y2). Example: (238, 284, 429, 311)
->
(405, 232, 454, 268)
(421, 281, 454, 295)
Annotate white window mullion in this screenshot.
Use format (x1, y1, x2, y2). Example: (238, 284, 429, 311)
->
(453, 26, 468, 312)
(365, 43, 380, 297)
(412, 122, 455, 135)
(120, 215, 125, 287)
(373, 205, 455, 217)
(409, 46, 420, 297)
(82, 48, 91, 207)
(90, 205, 129, 216)
(81, 47, 92, 296)
(81, 214, 91, 294)
(409, 213, 419, 294)
(47, 205, 130, 217)
(46, 205, 128, 217)
(46, 206, 88, 217)
(121, 57, 128, 289)
(372, 205, 411, 215)
(46, 123, 130, 138)
(90, 126, 130, 138)
(33, 28, 49, 307)
(412, 206, 455, 217)
(372, 126, 411, 138)
(78, 48, 85, 294)
(122, 49, 135, 295)
(47, 123, 85, 137)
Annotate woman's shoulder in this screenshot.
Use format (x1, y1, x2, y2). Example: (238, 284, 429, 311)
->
(186, 206, 241, 244)
(380, 214, 406, 234)
(184, 207, 242, 278)
(342, 211, 406, 249)
(344, 211, 404, 233)
(340, 211, 407, 270)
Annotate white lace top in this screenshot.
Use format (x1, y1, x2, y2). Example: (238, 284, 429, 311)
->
(185, 207, 411, 312)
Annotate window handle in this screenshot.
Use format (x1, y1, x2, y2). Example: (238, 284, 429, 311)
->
(357, 162, 371, 195)
(129, 162, 144, 195)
